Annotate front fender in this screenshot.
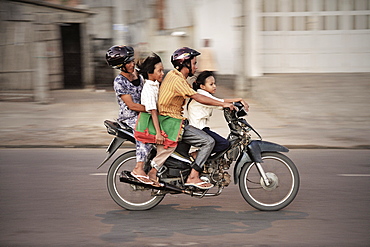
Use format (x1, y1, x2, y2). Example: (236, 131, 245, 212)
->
(247, 140, 288, 163)
(233, 140, 289, 184)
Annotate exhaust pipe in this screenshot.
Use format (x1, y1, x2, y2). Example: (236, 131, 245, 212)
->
(120, 171, 184, 193)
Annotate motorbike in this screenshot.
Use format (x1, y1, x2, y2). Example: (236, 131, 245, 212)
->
(98, 103, 300, 211)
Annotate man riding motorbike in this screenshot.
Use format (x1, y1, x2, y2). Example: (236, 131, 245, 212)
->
(153, 47, 235, 189)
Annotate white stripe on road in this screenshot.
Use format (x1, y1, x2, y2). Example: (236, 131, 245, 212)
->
(337, 174, 370, 177)
(90, 173, 107, 176)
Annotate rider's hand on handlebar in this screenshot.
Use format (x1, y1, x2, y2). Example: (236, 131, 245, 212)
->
(222, 102, 236, 111)
(240, 100, 249, 112)
(233, 98, 249, 112)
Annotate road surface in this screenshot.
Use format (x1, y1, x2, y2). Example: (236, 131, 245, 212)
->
(0, 149, 369, 246)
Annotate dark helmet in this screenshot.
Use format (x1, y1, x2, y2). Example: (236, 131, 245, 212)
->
(171, 47, 200, 71)
(106, 45, 135, 69)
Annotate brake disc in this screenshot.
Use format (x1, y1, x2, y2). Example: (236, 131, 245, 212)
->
(260, 172, 279, 191)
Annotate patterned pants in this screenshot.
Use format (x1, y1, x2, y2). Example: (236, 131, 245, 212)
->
(124, 117, 153, 163)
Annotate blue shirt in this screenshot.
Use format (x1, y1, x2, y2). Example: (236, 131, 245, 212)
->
(113, 74, 144, 123)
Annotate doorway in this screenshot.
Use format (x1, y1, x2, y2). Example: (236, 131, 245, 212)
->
(60, 23, 82, 88)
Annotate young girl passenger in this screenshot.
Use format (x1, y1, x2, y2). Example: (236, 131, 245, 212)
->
(187, 71, 249, 153)
(137, 53, 176, 185)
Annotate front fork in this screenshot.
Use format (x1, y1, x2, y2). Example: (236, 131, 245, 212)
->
(233, 140, 289, 185)
(255, 162, 270, 186)
(234, 152, 270, 186)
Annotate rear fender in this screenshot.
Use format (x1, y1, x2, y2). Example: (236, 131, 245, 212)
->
(97, 137, 126, 169)
(233, 140, 289, 184)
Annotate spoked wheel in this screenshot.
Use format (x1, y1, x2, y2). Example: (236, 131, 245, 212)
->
(107, 151, 165, 210)
(239, 152, 300, 211)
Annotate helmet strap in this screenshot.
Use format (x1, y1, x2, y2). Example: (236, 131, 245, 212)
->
(120, 64, 129, 73)
(185, 61, 193, 77)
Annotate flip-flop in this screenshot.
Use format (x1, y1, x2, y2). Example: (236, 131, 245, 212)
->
(184, 181, 214, 190)
(131, 172, 154, 185)
(131, 172, 163, 187)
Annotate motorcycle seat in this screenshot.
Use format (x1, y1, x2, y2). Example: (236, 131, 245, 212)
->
(170, 151, 192, 164)
(104, 120, 135, 141)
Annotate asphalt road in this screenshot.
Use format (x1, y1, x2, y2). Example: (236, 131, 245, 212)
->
(0, 149, 369, 246)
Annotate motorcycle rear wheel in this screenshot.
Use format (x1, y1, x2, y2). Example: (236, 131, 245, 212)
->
(239, 152, 300, 211)
(107, 150, 165, 210)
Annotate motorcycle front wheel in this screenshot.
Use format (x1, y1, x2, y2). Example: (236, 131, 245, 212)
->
(107, 150, 165, 210)
(239, 152, 300, 211)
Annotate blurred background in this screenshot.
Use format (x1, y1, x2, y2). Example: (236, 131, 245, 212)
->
(0, 3, 369, 246)
(1, 0, 369, 102)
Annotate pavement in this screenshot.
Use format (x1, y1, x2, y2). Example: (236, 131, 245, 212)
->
(0, 73, 369, 149)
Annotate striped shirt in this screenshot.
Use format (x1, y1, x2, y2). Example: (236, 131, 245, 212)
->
(158, 69, 197, 119)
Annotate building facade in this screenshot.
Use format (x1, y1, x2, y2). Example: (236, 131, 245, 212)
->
(0, 0, 93, 102)
(1, 0, 369, 100)
(81, 0, 370, 90)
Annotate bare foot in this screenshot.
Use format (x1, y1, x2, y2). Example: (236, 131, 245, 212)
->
(132, 167, 146, 177)
(190, 151, 198, 159)
(147, 168, 158, 182)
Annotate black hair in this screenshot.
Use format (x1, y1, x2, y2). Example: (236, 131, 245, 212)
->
(137, 53, 162, 79)
(192, 70, 214, 90)
(187, 70, 214, 110)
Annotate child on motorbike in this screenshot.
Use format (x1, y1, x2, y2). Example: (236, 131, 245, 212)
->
(187, 70, 249, 153)
(137, 53, 176, 185)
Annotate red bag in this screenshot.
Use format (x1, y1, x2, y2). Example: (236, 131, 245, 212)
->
(134, 112, 184, 148)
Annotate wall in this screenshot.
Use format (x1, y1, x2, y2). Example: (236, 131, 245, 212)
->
(194, 0, 239, 75)
(260, 0, 370, 73)
(0, 0, 92, 100)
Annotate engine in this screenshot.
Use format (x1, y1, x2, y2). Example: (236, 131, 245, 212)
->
(203, 157, 232, 187)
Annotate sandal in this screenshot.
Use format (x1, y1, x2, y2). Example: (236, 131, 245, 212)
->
(131, 172, 154, 185)
(184, 181, 214, 190)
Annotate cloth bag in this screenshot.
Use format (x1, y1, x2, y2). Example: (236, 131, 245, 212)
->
(134, 112, 184, 148)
